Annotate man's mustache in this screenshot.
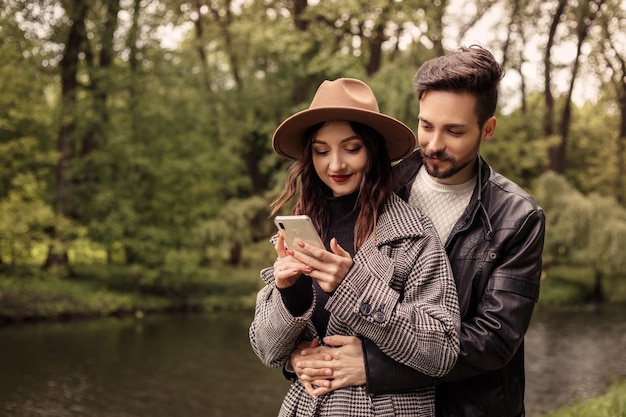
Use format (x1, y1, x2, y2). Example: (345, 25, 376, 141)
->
(421, 149, 454, 162)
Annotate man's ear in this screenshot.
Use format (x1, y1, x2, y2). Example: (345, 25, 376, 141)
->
(482, 117, 497, 143)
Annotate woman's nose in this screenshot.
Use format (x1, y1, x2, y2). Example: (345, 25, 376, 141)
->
(329, 153, 345, 171)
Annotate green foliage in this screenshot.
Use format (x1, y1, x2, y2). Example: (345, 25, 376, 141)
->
(0, 269, 169, 323)
(582, 195, 626, 276)
(369, 62, 422, 132)
(1, 0, 626, 277)
(0, 262, 266, 322)
(534, 172, 591, 264)
(565, 99, 622, 196)
(534, 172, 626, 301)
(482, 93, 550, 188)
(0, 173, 55, 264)
(539, 265, 595, 305)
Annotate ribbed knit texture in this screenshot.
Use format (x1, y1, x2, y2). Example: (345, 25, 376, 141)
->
(312, 192, 358, 337)
(408, 166, 475, 243)
(325, 192, 359, 256)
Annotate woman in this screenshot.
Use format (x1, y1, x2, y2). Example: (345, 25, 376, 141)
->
(249, 78, 460, 416)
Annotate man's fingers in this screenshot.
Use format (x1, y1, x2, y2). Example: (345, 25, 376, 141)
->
(299, 366, 333, 380)
(323, 334, 360, 347)
(296, 356, 332, 370)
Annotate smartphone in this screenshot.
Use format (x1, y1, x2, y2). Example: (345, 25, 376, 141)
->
(274, 215, 324, 251)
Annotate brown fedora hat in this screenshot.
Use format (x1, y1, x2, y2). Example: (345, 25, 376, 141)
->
(272, 78, 416, 162)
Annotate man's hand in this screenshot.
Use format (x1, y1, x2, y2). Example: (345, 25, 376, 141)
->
(290, 335, 366, 397)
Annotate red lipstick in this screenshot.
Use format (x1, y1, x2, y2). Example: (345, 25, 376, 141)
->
(330, 175, 350, 183)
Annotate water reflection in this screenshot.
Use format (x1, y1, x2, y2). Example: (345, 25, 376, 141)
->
(525, 304, 626, 415)
(0, 314, 289, 417)
(0, 305, 624, 417)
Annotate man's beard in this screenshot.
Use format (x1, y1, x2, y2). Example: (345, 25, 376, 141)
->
(421, 150, 474, 180)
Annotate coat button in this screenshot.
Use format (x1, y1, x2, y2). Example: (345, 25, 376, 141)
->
(372, 311, 386, 323)
(359, 303, 372, 316)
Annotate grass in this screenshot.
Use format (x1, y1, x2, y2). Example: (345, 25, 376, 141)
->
(1, 261, 624, 323)
(539, 264, 626, 305)
(0, 263, 264, 324)
(539, 265, 592, 305)
(538, 379, 626, 417)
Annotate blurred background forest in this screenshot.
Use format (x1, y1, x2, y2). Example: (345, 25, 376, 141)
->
(2, 0, 626, 318)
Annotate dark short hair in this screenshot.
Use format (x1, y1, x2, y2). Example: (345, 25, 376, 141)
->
(414, 45, 505, 127)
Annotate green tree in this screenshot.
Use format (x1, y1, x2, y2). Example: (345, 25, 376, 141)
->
(482, 92, 550, 188)
(534, 172, 626, 301)
(0, 1, 59, 267)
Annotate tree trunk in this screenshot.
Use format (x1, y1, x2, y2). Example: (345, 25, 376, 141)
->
(44, 0, 88, 272)
(502, 0, 528, 113)
(192, 0, 211, 90)
(615, 60, 626, 204)
(81, 0, 119, 157)
(552, 0, 606, 174)
(592, 268, 604, 302)
(543, 0, 567, 172)
(228, 242, 242, 266)
(366, 25, 384, 76)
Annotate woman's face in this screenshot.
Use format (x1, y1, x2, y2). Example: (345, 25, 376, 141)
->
(311, 121, 368, 197)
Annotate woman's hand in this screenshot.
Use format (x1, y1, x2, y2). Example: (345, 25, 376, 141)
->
(273, 232, 313, 288)
(290, 238, 353, 292)
(290, 336, 366, 397)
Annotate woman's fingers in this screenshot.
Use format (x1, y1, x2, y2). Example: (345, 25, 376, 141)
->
(274, 231, 288, 258)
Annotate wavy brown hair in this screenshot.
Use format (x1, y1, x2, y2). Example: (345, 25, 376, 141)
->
(270, 121, 395, 251)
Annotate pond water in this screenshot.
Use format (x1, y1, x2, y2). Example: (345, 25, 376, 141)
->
(0, 304, 624, 417)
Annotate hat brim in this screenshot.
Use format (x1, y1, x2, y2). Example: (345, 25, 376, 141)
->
(272, 107, 416, 162)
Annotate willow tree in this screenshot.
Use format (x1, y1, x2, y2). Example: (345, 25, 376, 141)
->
(534, 172, 626, 301)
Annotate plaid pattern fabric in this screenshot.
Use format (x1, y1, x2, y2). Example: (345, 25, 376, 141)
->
(250, 194, 460, 417)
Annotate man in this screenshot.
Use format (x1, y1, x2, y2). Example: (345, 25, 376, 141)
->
(288, 45, 545, 417)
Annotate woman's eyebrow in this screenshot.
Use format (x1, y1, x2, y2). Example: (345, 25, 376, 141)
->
(312, 135, 362, 144)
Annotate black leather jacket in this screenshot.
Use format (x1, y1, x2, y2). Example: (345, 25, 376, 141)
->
(362, 152, 545, 417)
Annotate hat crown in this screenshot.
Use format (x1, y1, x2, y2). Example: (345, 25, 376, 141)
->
(272, 77, 415, 161)
(309, 78, 380, 113)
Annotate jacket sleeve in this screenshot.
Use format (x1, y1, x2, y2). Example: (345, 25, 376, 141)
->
(325, 231, 460, 379)
(249, 266, 315, 368)
(364, 208, 545, 394)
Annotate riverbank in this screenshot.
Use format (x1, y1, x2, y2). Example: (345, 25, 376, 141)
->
(0, 264, 260, 324)
(538, 378, 626, 417)
(2, 263, 624, 324)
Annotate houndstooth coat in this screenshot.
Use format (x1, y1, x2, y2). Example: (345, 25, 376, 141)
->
(249, 193, 460, 417)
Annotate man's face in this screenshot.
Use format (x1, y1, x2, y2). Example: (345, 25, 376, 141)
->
(417, 90, 496, 185)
